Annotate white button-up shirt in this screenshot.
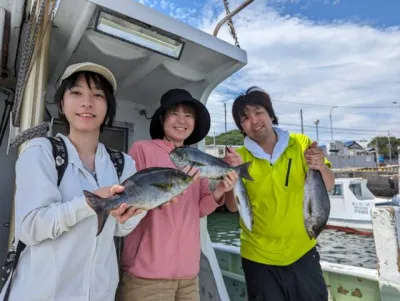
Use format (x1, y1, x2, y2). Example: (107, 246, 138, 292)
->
(2, 134, 146, 301)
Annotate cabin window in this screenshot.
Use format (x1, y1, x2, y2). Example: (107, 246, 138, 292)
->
(52, 120, 129, 152)
(329, 184, 343, 197)
(349, 183, 363, 200)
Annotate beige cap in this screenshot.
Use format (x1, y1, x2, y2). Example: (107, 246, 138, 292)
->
(60, 62, 117, 92)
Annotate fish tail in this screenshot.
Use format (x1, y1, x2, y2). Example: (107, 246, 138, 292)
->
(83, 190, 109, 236)
(235, 161, 254, 181)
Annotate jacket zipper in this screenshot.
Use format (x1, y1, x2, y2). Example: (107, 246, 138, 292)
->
(285, 158, 292, 186)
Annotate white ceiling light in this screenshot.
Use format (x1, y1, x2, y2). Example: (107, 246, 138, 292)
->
(95, 10, 184, 59)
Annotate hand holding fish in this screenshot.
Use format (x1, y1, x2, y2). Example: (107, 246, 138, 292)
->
(181, 164, 201, 181)
(213, 171, 239, 195)
(305, 142, 325, 171)
(168, 146, 254, 231)
(223, 147, 243, 167)
(161, 165, 200, 208)
(90, 185, 144, 223)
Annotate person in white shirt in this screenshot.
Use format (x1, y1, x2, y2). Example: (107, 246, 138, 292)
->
(1, 62, 146, 301)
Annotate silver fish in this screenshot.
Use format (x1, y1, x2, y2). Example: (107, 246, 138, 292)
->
(303, 169, 331, 239)
(169, 146, 253, 231)
(84, 167, 194, 236)
(169, 146, 253, 181)
(233, 178, 253, 231)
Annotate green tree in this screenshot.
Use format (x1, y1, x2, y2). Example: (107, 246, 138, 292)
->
(205, 129, 244, 145)
(368, 136, 400, 159)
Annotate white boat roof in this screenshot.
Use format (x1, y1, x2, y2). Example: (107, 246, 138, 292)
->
(44, 0, 248, 106)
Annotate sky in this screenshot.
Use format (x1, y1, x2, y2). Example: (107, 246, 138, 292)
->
(136, 0, 400, 147)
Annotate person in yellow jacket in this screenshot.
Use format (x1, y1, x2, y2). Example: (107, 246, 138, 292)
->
(224, 86, 334, 301)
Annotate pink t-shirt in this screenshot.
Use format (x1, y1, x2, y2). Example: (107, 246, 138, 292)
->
(120, 139, 224, 279)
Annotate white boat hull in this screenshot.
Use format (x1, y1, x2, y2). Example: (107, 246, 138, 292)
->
(326, 217, 373, 235)
(327, 177, 390, 236)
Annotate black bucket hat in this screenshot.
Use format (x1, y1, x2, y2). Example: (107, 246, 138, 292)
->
(150, 89, 211, 145)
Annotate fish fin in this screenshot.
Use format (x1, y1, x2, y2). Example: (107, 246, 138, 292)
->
(83, 190, 109, 236)
(151, 183, 173, 191)
(123, 179, 136, 190)
(234, 161, 254, 181)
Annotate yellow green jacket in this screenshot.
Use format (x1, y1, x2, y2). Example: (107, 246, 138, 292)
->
(236, 128, 331, 266)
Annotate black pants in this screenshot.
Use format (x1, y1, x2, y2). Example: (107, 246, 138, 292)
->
(242, 248, 328, 301)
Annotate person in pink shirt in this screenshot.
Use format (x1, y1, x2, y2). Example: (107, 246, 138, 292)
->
(116, 89, 238, 301)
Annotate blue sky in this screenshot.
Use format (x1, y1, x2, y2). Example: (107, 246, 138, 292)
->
(136, 0, 400, 146)
(145, 0, 400, 28)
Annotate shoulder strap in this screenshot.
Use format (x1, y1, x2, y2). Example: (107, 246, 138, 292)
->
(46, 137, 68, 186)
(0, 240, 26, 300)
(105, 147, 124, 181)
(47, 138, 124, 184)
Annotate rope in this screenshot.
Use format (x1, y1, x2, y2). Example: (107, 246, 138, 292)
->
(12, 0, 56, 127)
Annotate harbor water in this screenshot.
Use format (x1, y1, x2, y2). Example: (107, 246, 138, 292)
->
(207, 212, 377, 270)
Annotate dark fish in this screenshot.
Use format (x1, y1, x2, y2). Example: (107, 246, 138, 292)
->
(303, 169, 331, 239)
(84, 167, 194, 236)
(169, 146, 253, 231)
(169, 146, 253, 181)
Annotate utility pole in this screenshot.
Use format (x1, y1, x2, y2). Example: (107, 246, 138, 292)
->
(300, 109, 304, 134)
(330, 106, 338, 141)
(388, 130, 392, 165)
(314, 119, 320, 143)
(224, 102, 227, 147)
(213, 130, 216, 153)
(398, 146, 400, 194)
(376, 141, 380, 168)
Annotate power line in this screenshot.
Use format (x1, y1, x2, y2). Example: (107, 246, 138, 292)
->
(210, 120, 400, 136)
(208, 100, 400, 109)
(210, 119, 399, 134)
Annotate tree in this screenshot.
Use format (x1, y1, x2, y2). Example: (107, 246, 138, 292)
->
(368, 136, 400, 159)
(205, 129, 244, 145)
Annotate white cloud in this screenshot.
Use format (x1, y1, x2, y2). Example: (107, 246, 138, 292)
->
(196, 0, 400, 146)
(135, 0, 400, 145)
(137, 0, 158, 8)
(137, 0, 198, 25)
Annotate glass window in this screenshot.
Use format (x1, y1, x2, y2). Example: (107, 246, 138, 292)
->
(329, 184, 343, 197)
(349, 183, 363, 200)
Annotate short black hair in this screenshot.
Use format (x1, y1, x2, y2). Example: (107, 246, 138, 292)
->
(55, 71, 116, 132)
(232, 88, 278, 135)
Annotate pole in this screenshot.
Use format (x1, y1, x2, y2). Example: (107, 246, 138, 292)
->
(300, 109, 304, 134)
(9, 0, 53, 247)
(329, 106, 337, 141)
(224, 102, 227, 147)
(213, 130, 216, 153)
(314, 119, 319, 143)
(388, 130, 392, 164)
(376, 142, 380, 168)
(398, 146, 400, 194)
(213, 0, 254, 36)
